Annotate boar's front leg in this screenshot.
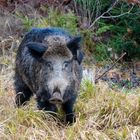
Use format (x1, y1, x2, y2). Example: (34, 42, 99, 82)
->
(14, 72, 33, 107)
(36, 89, 58, 113)
(62, 96, 76, 124)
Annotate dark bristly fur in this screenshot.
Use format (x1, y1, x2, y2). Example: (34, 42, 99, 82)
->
(14, 27, 84, 124)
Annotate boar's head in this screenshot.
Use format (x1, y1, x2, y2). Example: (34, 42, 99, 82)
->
(26, 36, 83, 104)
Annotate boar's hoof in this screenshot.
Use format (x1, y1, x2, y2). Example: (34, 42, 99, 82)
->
(65, 113, 76, 124)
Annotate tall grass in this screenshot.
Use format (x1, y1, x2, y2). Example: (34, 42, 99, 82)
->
(0, 52, 140, 139)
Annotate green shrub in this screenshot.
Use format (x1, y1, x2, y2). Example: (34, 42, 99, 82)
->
(92, 3, 140, 61)
(107, 5, 140, 60)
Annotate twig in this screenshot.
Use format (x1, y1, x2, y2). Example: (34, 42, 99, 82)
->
(95, 52, 126, 83)
(101, 5, 134, 19)
(89, 0, 134, 29)
(89, 0, 119, 29)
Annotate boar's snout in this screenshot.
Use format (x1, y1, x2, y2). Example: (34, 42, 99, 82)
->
(49, 91, 63, 104)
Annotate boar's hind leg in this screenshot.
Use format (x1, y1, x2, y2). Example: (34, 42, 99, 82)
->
(15, 72, 33, 107)
(62, 96, 76, 124)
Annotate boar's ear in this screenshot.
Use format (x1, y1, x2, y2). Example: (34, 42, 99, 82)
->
(26, 42, 47, 58)
(67, 36, 81, 54)
(67, 36, 84, 64)
(77, 50, 84, 64)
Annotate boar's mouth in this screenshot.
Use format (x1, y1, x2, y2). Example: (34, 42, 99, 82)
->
(49, 92, 63, 104)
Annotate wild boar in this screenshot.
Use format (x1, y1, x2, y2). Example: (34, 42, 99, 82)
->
(14, 27, 84, 124)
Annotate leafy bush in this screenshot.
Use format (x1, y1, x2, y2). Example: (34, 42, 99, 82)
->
(107, 4, 140, 61)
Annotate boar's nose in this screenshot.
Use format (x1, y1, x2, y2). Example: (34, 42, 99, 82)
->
(49, 92, 63, 104)
(49, 88, 63, 104)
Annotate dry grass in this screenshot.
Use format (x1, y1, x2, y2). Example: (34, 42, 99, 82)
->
(0, 47, 140, 139)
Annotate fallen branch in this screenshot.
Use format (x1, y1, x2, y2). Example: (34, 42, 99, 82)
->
(95, 52, 126, 83)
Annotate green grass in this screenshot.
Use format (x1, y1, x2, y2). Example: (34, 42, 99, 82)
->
(15, 8, 78, 35)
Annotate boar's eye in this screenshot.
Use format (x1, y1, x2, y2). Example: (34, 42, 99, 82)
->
(46, 62, 53, 71)
(63, 62, 69, 68)
(62, 61, 71, 71)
